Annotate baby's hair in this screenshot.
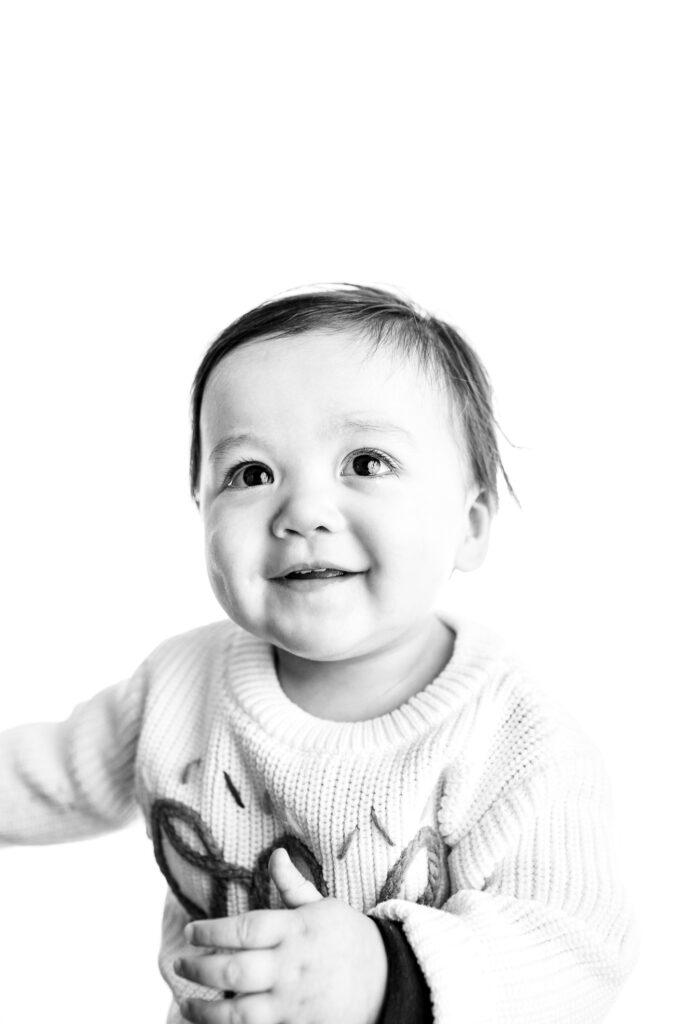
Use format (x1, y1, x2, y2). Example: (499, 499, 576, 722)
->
(190, 284, 516, 509)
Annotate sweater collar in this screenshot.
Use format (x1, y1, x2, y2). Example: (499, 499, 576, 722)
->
(222, 609, 506, 753)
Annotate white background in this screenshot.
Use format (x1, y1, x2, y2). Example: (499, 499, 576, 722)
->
(0, 1, 680, 1020)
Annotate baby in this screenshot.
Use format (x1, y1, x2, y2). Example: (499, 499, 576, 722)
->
(1, 285, 637, 1024)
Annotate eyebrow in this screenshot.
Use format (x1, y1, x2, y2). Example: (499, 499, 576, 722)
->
(208, 433, 262, 464)
(336, 417, 414, 440)
(208, 417, 414, 464)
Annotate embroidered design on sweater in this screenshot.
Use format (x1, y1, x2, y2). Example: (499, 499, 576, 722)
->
(151, 798, 450, 919)
(180, 758, 202, 785)
(377, 825, 449, 905)
(151, 798, 328, 920)
(337, 824, 360, 860)
(222, 771, 245, 808)
(370, 805, 396, 846)
(337, 806, 395, 859)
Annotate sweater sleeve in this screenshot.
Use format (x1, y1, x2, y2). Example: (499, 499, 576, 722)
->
(0, 665, 149, 846)
(370, 734, 638, 1024)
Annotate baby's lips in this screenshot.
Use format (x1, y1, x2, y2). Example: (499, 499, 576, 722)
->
(270, 561, 356, 579)
(284, 568, 347, 579)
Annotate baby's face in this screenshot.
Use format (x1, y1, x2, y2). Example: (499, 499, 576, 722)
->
(197, 329, 487, 662)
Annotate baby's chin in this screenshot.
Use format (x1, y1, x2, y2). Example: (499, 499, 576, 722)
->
(267, 630, 366, 664)
(262, 617, 393, 665)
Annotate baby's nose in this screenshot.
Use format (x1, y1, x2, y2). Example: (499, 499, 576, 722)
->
(270, 484, 346, 538)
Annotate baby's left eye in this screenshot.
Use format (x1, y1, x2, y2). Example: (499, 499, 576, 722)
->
(341, 450, 396, 478)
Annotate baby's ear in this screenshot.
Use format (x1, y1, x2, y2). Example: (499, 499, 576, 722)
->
(453, 489, 491, 572)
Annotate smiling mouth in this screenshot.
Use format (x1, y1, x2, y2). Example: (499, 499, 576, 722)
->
(283, 568, 348, 580)
(272, 567, 362, 586)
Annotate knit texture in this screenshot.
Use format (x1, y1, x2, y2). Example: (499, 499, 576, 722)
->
(0, 613, 638, 1023)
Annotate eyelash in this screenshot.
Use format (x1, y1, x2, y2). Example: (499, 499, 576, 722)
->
(222, 448, 399, 490)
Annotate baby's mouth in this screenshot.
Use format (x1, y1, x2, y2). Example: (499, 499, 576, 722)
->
(271, 564, 364, 585)
(283, 568, 347, 580)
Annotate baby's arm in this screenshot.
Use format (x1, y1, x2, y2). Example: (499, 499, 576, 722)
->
(0, 665, 148, 845)
(370, 732, 638, 1024)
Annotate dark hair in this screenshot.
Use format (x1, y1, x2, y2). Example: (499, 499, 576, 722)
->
(190, 284, 516, 508)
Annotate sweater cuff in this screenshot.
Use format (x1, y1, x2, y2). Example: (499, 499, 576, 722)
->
(373, 917, 433, 1024)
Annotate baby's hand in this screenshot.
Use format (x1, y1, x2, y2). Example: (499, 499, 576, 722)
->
(175, 848, 388, 1024)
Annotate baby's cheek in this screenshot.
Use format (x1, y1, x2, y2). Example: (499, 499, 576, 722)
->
(204, 532, 233, 598)
(204, 529, 261, 624)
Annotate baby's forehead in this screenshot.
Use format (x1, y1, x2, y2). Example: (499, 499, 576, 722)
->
(203, 329, 455, 423)
(209, 327, 448, 392)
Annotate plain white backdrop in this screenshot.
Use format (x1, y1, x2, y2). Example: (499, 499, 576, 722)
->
(0, 1, 680, 1020)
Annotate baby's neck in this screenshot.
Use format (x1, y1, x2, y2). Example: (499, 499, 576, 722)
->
(274, 616, 455, 722)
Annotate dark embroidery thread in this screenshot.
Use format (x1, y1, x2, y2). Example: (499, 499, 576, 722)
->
(151, 800, 449, 922)
(370, 805, 395, 846)
(377, 826, 448, 906)
(180, 758, 202, 784)
(223, 771, 245, 809)
(337, 824, 360, 860)
(151, 798, 328, 920)
(151, 799, 252, 920)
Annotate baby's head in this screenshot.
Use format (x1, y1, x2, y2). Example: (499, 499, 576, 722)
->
(189, 285, 512, 664)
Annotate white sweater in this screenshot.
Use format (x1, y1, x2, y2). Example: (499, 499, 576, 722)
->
(0, 613, 638, 1023)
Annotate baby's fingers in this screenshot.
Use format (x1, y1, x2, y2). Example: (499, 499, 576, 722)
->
(187, 909, 302, 950)
(180, 992, 274, 1024)
(175, 949, 276, 993)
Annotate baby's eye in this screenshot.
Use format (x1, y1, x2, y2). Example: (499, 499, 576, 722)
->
(224, 462, 274, 489)
(341, 450, 396, 478)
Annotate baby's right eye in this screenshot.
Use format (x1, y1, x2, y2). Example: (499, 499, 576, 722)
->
(224, 462, 274, 489)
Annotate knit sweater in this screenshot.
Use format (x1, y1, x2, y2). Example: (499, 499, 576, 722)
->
(0, 612, 638, 1023)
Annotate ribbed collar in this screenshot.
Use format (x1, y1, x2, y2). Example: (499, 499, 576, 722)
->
(222, 610, 505, 754)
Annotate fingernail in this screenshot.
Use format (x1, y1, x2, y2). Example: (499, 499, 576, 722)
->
(184, 923, 194, 943)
